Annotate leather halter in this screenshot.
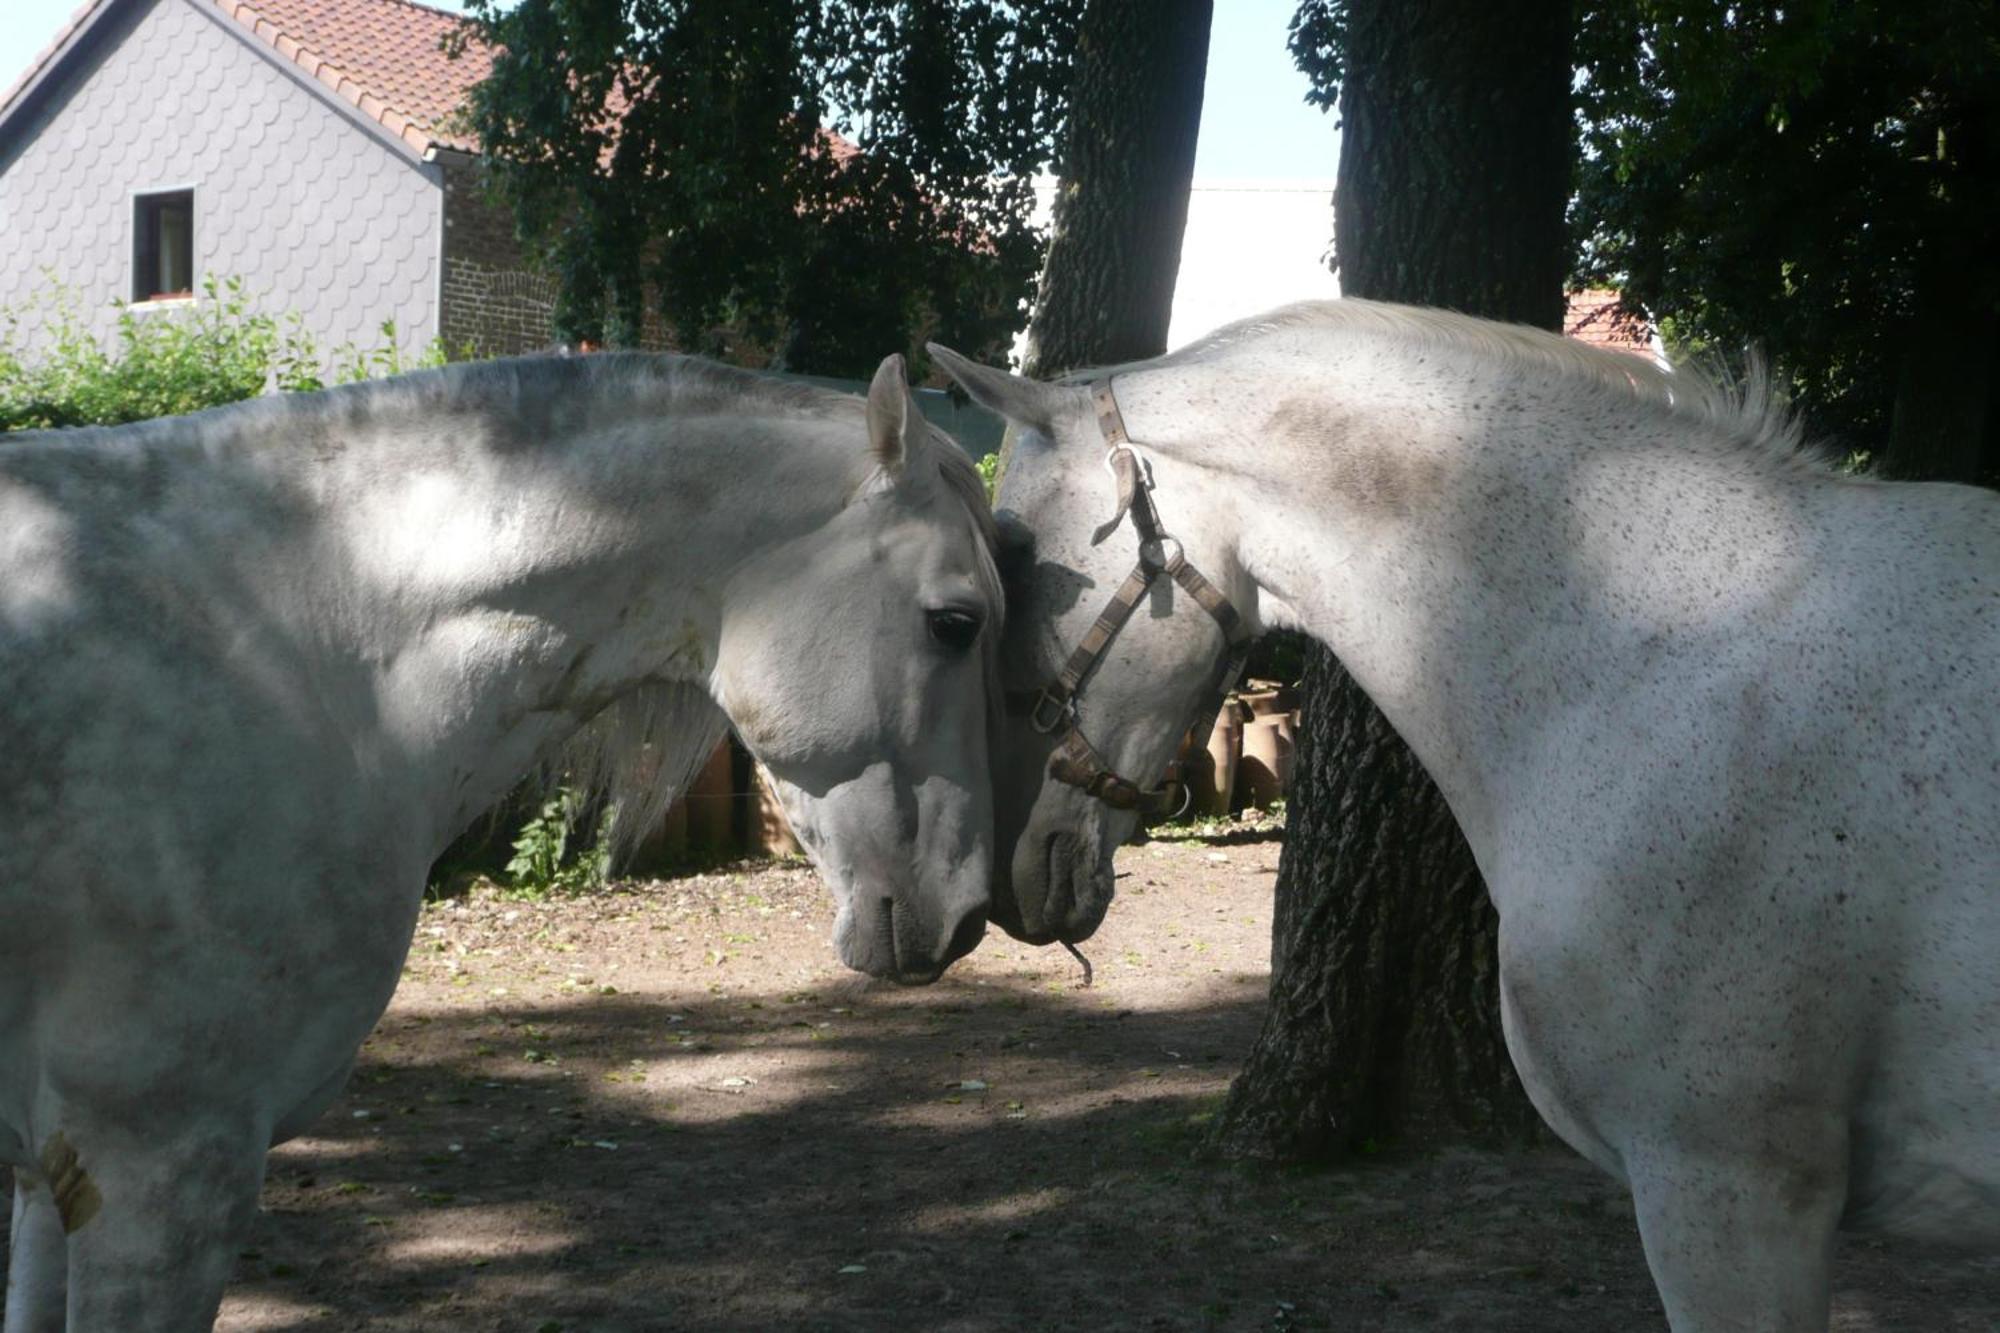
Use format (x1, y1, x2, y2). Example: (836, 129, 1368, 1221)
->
(1012, 380, 1255, 817)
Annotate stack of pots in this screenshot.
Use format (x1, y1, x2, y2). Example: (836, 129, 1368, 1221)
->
(1178, 680, 1297, 817)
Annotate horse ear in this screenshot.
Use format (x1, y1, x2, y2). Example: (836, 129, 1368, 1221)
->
(927, 343, 1066, 437)
(866, 353, 918, 475)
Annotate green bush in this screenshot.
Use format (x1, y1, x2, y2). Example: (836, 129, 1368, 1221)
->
(0, 275, 455, 432)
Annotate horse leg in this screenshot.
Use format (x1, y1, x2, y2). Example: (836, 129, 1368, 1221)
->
(56, 1125, 266, 1333)
(4, 1172, 67, 1333)
(1625, 1139, 1846, 1332)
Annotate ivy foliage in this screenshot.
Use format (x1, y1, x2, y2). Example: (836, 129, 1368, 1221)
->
(505, 787, 613, 897)
(454, 0, 1083, 378)
(0, 276, 451, 433)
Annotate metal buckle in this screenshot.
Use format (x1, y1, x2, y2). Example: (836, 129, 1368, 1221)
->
(1030, 687, 1072, 735)
(1102, 443, 1157, 490)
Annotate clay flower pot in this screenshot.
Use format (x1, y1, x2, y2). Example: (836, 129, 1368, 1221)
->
(1235, 684, 1297, 809)
(1238, 714, 1291, 809)
(1197, 700, 1245, 817)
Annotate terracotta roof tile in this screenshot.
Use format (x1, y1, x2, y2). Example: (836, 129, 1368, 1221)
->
(1565, 288, 1654, 357)
(207, 0, 493, 155)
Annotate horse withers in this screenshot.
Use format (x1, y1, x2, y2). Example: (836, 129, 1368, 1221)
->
(931, 301, 1999, 1330)
(0, 351, 999, 1330)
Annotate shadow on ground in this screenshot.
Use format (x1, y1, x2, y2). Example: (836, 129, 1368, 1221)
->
(7, 842, 1994, 1331)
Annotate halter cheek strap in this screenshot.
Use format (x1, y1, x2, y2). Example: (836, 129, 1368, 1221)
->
(1016, 380, 1255, 818)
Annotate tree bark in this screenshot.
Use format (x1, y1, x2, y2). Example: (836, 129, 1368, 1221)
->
(1213, 0, 1571, 1163)
(1882, 104, 1999, 488)
(1021, 0, 1213, 379)
(1885, 272, 1998, 486)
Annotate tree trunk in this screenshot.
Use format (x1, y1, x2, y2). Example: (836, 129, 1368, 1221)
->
(1330, 1, 1571, 328)
(1213, 0, 1571, 1163)
(1021, 0, 1213, 379)
(1882, 228, 1999, 486)
(1881, 104, 1999, 488)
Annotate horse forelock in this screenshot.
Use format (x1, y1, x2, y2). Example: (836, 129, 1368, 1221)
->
(1077, 298, 1821, 473)
(928, 424, 1007, 723)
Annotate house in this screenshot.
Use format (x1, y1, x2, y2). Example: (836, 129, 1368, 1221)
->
(1563, 286, 1658, 359)
(0, 0, 552, 365)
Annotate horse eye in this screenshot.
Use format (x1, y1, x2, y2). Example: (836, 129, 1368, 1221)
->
(926, 608, 982, 652)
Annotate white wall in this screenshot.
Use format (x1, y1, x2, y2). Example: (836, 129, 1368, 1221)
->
(1167, 177, 1339, 348)
(1015, 175, 1340, 365)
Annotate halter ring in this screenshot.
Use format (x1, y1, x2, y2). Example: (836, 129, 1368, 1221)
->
(1139, 535, 1183, 572)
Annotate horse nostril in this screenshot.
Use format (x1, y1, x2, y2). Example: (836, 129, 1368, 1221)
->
(943, 907, 987, 965)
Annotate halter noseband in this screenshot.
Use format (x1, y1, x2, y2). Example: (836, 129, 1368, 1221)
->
(1011, 380, 1254, 818)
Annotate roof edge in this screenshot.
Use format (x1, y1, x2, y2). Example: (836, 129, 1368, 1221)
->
(0, 0, 454, 166)
(0, 0, 127, 151)
(200, 0, 433, 159)
(178, 0, 439, 167)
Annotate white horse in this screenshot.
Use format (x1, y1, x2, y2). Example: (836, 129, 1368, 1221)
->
(930, 300, 1999, 1331)
(0, 351, 999, 1330)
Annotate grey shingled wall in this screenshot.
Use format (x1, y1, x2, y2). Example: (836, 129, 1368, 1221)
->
(0, 0, 443, 370)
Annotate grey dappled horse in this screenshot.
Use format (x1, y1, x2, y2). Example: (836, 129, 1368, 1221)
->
(932, 300, 1998, 1331)
(0, 352, 999, 1330)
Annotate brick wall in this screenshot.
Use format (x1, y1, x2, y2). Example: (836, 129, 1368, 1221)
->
(438, 153, 559, 358)
(438, 154, 689, 359)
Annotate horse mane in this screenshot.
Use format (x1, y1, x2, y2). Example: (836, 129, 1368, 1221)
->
(1091, 297, 1820, 471)
(301, 349, 867, 438)
(19, 350, 999, 868)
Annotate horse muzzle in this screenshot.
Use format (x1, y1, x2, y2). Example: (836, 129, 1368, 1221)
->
(834, 893, 988, 985)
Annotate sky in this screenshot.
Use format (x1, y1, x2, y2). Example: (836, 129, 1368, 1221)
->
(1, 0, 1337, 179)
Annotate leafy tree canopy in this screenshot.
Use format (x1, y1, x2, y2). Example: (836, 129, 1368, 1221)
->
(455, 0, 1082, 377)
(1572, 0, 2000, 457)
(1290, 1, 1999, 469)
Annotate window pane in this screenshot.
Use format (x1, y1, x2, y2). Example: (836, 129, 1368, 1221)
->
(159, 201, 190, 295)
(133, 191, 194, 300)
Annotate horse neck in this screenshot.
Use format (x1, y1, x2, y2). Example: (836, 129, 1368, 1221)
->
(220, 374, 863, 847)
(1128, 336, 1822, 853)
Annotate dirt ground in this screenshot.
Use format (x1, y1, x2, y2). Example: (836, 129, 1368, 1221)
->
(13, 831, 1993, 1331)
